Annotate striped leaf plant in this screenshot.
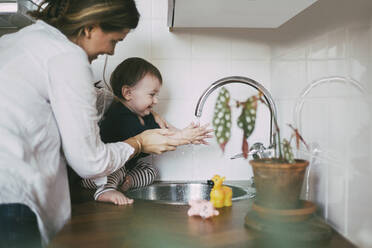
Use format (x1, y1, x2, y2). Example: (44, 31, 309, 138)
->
(212, 87, 308, 163)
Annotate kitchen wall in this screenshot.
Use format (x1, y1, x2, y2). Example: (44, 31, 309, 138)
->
(92, 0, 275, 181)
(269, 0, 372, 247)
(91, 0, 371, 246)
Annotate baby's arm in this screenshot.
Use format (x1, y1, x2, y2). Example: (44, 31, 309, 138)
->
(169, 122, 213, 145)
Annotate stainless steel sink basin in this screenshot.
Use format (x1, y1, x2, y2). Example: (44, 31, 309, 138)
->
(126, 181, 254, 205)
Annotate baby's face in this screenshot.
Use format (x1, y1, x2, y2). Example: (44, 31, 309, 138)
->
(125, 73, 161, 117)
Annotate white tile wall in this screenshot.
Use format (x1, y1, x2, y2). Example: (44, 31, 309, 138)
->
(113, 19, 152, 60)
(328, 28, 347, 59)
(271, 60, 307, 98)
(89, 0, 371, 246)
(327, 162, 347, 233)
(308, 34, 328, 60)
(152, 59, 192, 100)
(191, 30, 230, 60)
(151, 20, 192, 59)
(270, 0, 372, 246)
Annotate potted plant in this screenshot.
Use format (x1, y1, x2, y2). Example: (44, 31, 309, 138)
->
(213, 88, 309, 210)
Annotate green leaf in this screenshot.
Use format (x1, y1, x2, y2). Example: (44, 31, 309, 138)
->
(213, 87, 232, 152)
(237, 95, 258, 158)
(237, 95, 258, 138)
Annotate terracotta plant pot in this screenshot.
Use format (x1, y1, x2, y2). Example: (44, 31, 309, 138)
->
(250, 159, 309, 209)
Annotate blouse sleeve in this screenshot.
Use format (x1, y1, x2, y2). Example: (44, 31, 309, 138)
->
(46, 51, 134, 179)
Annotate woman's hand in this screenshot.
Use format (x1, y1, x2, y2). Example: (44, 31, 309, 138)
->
(135, 129, 190, 154)
(175, 122, 214, 145)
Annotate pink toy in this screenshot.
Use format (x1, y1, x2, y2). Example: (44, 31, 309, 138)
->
(187, 199, 219, 219)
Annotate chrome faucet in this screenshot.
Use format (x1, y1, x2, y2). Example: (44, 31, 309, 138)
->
(194, 76, 278, 159)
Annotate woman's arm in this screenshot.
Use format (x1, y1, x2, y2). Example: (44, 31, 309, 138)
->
(133, 128, 190, 154)
(48, 52, 134, 178)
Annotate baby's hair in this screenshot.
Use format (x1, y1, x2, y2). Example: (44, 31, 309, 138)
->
(110, 57, 162, 99)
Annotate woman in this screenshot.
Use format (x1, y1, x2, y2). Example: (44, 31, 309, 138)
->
(0, 0, 209, 247)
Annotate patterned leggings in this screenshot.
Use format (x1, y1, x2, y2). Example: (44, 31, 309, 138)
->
(81, 160, 158, 200)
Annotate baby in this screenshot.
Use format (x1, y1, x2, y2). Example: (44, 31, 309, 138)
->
(81, 57, 211, 205)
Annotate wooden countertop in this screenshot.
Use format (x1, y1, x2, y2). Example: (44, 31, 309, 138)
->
(49, 182, 355, 248)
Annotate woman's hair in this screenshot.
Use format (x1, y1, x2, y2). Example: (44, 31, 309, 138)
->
(110, 57, 162, 99)
(29, 0, 140, 37)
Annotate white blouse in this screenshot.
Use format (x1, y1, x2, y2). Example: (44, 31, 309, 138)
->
(0, 21, 134, 245)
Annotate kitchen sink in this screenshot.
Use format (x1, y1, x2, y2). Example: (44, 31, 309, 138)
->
(126, 181, 255, 205)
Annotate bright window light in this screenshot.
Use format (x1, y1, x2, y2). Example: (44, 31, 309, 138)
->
(0, 3, 18, 13)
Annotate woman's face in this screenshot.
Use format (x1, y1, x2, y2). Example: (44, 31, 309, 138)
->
(77, 26, 130, 63)
(123, 73, 161, 117)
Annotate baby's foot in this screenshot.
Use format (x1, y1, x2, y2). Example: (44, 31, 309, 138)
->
(120, 176, 133, 192)
(96, 190, 134, 205)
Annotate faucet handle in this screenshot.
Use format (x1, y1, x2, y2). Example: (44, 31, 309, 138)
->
(230, 142, 271, 160)
(230, 153, 245, 160)
(250, 142, 265, 152)
(230, 151, 261, 160)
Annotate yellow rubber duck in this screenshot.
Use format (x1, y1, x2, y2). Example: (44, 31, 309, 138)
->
(209, 175, 232, 208)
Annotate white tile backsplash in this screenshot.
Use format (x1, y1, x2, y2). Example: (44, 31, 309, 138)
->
(297, 98, 330, 153)
(327, 98, 354, 158)
(89, 0, 372, 245)
(271, 60, 307, 98)
(153, 99, 196, 129)
(350, 57, 369, 87)
(152, 59, 192, 100)
(191, 30, 230, 60)
(151, 20, 192, 59)
(192, 141, 254, 180)
(151, 0, 168, 19)
(113, 19, 152, 61)
(135, 0, 152, 19)
(327, 60, 348, 79)
(347, 172, 372, 247)
(272, 45, 308, 60)
(327, 162, 347, 234)
(231, 37, 271, 60)
(349, 25, 371, 59)
(190, 59, 230, 102)
(152, 145, 194, 180)
(328, 28, 347, 59)
(270, 1, 372, 245)
(308, 35, 328, 60)
(306, 60, 331, 97)
(229, 60, 271, 87)
(275, 98, 297, 140)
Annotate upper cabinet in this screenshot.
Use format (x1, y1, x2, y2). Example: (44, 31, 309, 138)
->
(168, 0, 319, 28)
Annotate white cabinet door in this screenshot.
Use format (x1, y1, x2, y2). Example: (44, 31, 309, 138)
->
(168, 0, 319, 28)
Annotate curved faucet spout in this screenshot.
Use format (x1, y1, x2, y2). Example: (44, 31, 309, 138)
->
(194, 76, 278, 147)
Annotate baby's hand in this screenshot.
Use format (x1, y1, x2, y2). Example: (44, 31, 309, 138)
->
(178, 122, 213, 145)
